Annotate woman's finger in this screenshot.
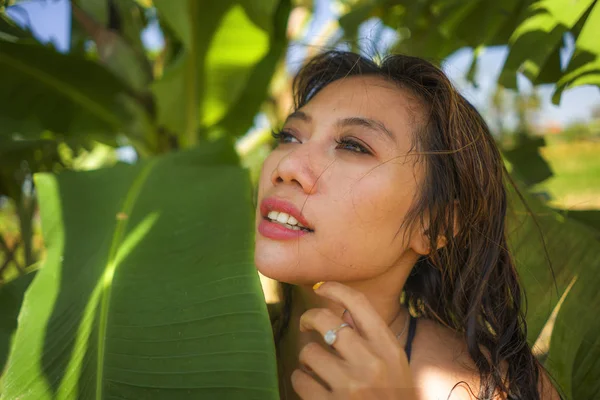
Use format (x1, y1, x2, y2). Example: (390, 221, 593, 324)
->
(299, 307, 374, 365)
(291, 367, 330, 400)
(297, 341, 349, 388)
(312, 282, 403, 354)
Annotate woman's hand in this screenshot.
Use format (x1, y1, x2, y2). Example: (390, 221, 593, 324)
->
(291, 281, 418, 399)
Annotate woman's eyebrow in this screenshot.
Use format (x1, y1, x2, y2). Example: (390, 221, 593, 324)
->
(337, 117, 396, 143)
(285, 110, 311, 124)
(284, 112, 396, 143)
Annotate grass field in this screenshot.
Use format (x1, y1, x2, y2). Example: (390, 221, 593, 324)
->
(535, 139, 600, 209)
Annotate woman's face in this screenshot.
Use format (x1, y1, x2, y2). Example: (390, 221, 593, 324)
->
(254, 76, 425, 285)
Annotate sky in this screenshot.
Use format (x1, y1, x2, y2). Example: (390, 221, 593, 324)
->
(7, 0, 600, 129)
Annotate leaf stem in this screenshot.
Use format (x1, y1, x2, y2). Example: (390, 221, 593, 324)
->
(95, 159, 156, 399)
(184, 0, 199, 148)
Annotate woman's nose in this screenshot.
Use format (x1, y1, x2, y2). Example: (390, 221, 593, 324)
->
(270, 146, 319, 194)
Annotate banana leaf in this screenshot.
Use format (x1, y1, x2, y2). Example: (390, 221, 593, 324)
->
(0, 40, 142, 140)
(338, 0, 600, 102)
(508, 183, 600, 400)
(151, 0, 275, 146)
(553, 1, 600, 104)
(70, 0, 153, 92)
(0, 271, 36, 376)
(215, 0, 291, 138)
(0, 140, 279, 399)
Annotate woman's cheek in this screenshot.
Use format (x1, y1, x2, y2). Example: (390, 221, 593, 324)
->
(259, 159, 275, 189)
(344, 181, 412, 246)
(350, 175, 405, 221)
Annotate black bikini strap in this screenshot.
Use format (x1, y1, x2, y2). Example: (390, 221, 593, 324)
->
(403, 315, 417, 363)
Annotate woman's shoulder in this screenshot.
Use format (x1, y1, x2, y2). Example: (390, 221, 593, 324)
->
(409, 317, 486, 399)
(409, 318, 560, 400)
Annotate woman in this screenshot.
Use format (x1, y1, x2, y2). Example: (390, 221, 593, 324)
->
(254, 51, 560, 399)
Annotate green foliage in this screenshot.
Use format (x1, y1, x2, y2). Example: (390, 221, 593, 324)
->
(553, 1, 600, 103)
(0, 40, 138, 140)
(0, 0, 289, 152)
(215, 0, 291, 138)
(0, 0, 289, 279)
(499, 0, 595, 89)
(0, 270, 35, 375)
(1, 1, 600, 398)
(0, 3, 288, 395)
(0, 141, 279, 399)
(339, 0, 600, 103)
(151, 0, 283, 147)
(70, 0, 153, 92)
(508, 186, 600, 399)
(504, 135, 553, 187)
(0, 13, 35, 41)
(554, 209, 600, 240)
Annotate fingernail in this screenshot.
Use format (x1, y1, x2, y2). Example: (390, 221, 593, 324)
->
(312, 281, 325, 290)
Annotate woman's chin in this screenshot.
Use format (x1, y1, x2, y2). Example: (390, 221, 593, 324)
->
(254, 252, 320, 285)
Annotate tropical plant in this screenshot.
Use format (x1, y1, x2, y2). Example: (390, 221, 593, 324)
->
(0, 0, 290, 279)
(1, 141, 279, 399)
(505, 183, 600, 399)
(338, 0, 600, 104)
(0, 0, 289, 397)
(1, 0, 600, 399)
(2, 144, 600, 399)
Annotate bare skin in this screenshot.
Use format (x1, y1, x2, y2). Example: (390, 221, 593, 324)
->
(254, 76, 559, 399)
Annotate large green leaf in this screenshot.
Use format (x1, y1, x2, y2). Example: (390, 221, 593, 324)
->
(340, 0, 600, 96)
(0, 40, 142, 140)
(534, 41, 563, 85)
(68, 0, 155, 151)
(539, 211, 600, 399)
(71, 0, 153, 92)
(498, 0, 595, 88)
(0, 141, 279, 399)
(215, 0, 291, 138)
(503, 135, 553, 187)
(553, 1, 600, 103)
(151, 0, 274, 146)
(0, 271, 36, 376)
(452, 0, 521, 47)
(238, 0, 279, 32)
(0, 13, 36, 42)
(508, 184, 600, 400)
(553, 208, 600, 240)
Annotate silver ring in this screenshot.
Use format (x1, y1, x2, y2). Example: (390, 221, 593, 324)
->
(323, 322, 351, 346)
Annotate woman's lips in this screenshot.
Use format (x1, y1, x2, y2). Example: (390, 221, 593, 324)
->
(258, 197, 313, 240)
(258, 218, 311, 240)
(259, 197, 313, 230)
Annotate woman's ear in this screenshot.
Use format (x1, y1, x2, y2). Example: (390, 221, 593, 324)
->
(409, 221, 433, 256)
(410, 202, 460, 255)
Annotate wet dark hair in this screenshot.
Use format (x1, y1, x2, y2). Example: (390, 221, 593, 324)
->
(271, 51, 557, 399)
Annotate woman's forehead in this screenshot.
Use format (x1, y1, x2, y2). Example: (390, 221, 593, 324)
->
(304, 76, 419, 116)
(294, 75, 423, 146)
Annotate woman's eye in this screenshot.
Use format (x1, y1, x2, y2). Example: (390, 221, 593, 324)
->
(271, 130, 300, 145)
(335, 138, 371, 155)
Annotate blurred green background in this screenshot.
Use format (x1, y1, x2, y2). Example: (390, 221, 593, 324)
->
(0, 0, 599, 399)
(1, 0, 599, 285)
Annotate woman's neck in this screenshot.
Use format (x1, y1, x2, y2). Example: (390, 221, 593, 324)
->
(276, 268, 412, 398)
